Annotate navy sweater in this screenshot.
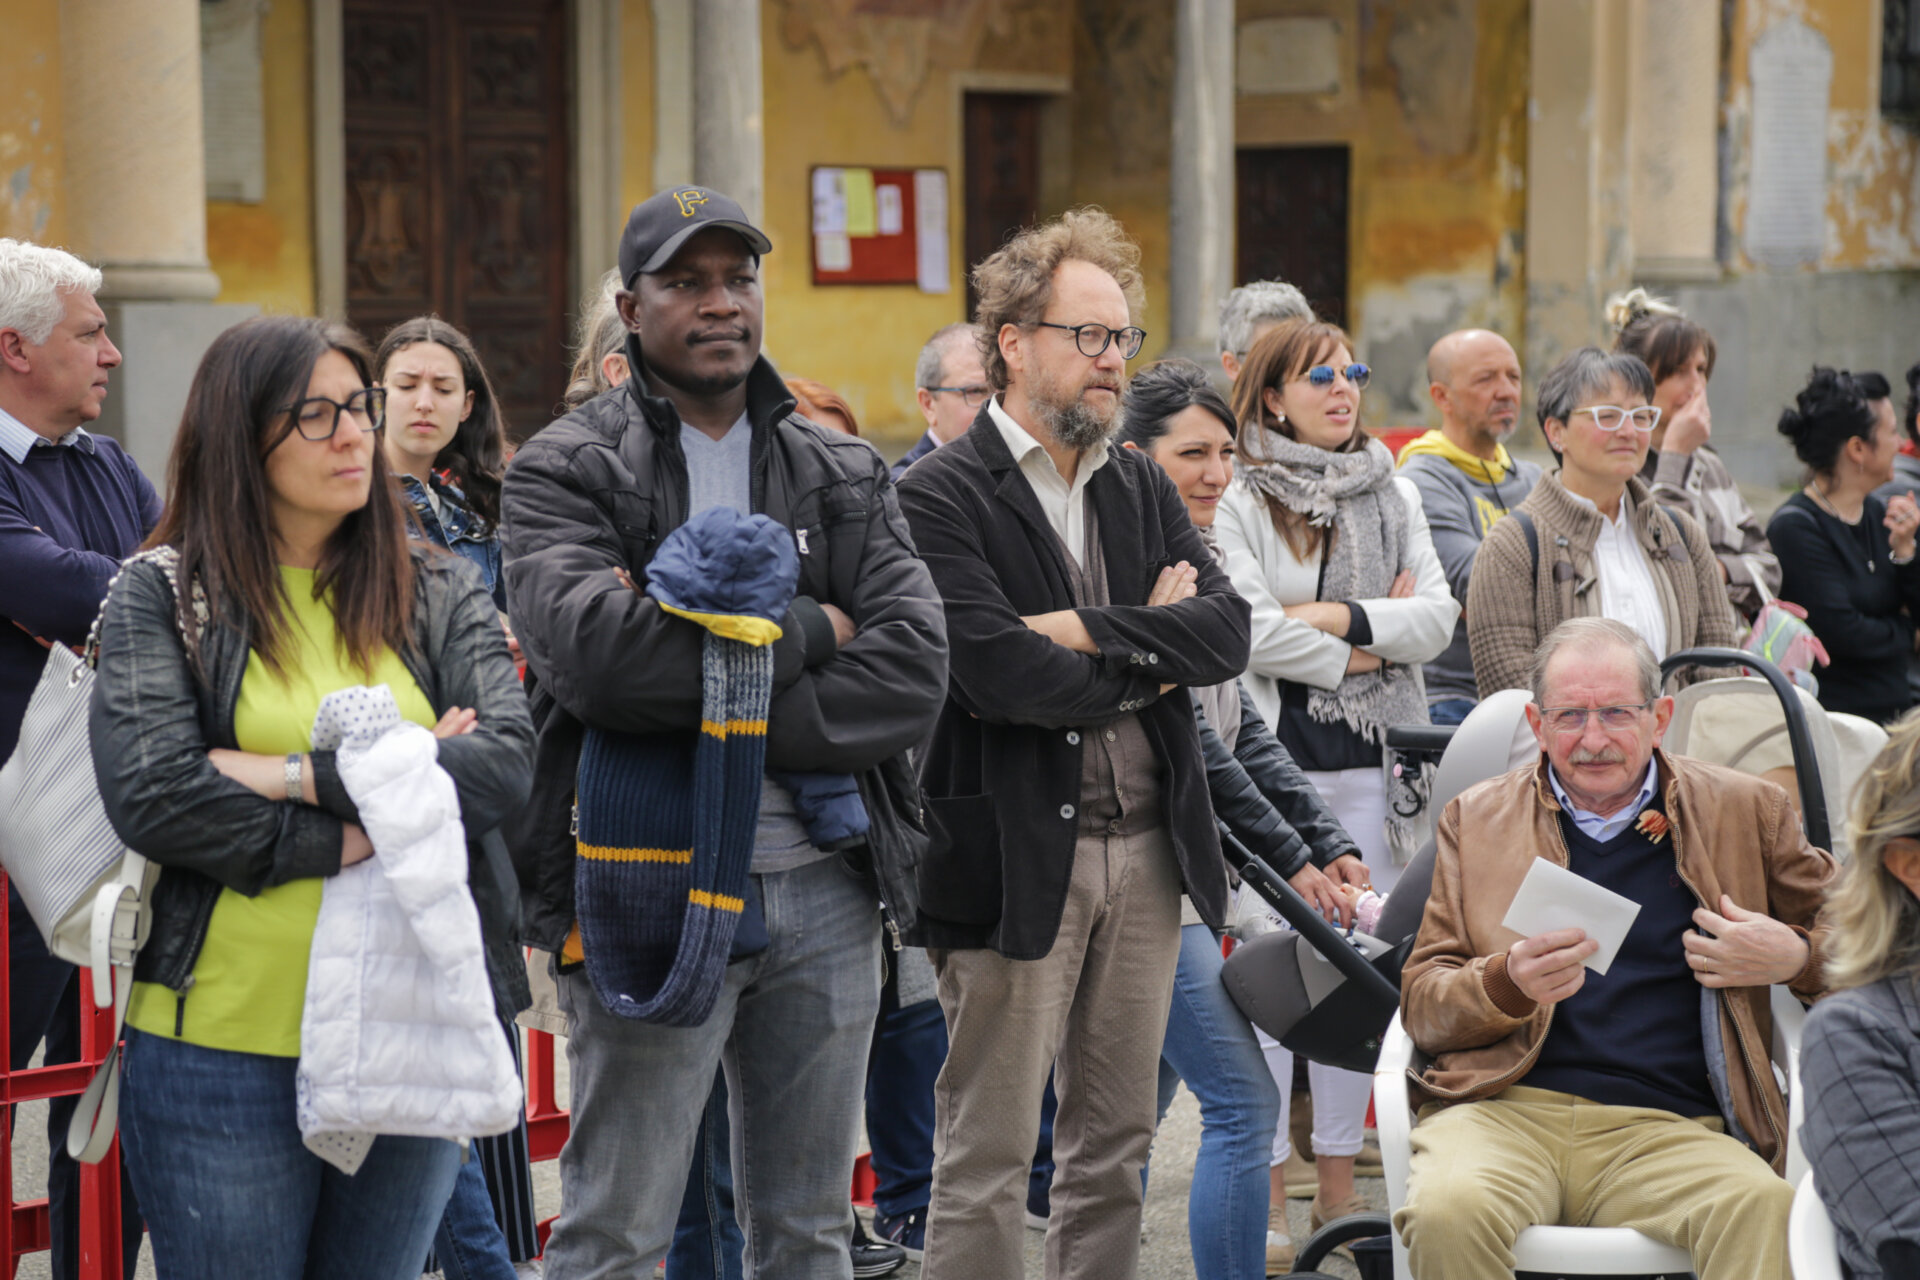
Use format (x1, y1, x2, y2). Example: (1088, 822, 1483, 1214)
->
(1524, 803, 1718, 1119)
(0, 435, 161, 759)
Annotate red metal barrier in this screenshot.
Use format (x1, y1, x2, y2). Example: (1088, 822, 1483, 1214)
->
(0, 872, 129, 1280)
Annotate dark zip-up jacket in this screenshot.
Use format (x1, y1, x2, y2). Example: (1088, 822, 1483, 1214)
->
(499, 343, 949, 952)
(89, 547, 536, 1018)
(1198, 682, 1359, 880)
(895, 410, 1251, 958)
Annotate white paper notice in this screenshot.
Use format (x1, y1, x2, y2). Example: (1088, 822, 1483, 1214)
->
(1499, 858, 1642, 976)
(876, 184, 904, 236)
(814, 232, 852, 273)
(812, 168, 847, 235)
(913, 169, 949, 294)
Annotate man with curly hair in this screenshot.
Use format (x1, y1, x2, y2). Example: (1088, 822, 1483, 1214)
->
(895, 209, 1251, 1280)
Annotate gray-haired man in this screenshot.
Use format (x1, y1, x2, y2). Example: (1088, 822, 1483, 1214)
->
(892, 323, 987, 482)
(1218, 280, 1313, 380)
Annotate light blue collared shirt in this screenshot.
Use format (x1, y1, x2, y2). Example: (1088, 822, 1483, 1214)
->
(1546, 758, 1659, 843)
(0, 403, 93, 464)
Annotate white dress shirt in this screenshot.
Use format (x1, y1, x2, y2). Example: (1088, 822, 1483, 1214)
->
(987, 394, 1109, 568)
(0, 403, 92, 463)
(1547, 758, 1660, 843)
(1567, 490, 1669, 659)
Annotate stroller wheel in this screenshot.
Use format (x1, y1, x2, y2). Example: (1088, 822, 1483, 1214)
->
(1292, 1211, 1393, 1277)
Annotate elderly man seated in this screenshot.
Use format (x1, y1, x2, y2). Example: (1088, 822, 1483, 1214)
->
(1393, 617, 1834, 1280)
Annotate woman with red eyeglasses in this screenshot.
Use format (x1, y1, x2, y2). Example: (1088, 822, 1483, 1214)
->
(1213, 318, 1458, 1241)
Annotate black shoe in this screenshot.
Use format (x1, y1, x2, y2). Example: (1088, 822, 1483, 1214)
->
(851, 1235, 907, 1278)
(872, 1207, 927, 1262)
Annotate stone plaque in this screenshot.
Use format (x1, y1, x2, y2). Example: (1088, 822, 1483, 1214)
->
(1745, 17, 1831, 269)
(1237, 17, 1342, 97)
(201, 0, 267, 204)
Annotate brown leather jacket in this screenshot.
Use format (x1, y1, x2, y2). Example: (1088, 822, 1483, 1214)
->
(1402, 749, 1834, 1173)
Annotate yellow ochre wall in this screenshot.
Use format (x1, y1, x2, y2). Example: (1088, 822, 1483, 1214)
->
(0, 0, 68, 246)
(1726, 0, 1920, 272)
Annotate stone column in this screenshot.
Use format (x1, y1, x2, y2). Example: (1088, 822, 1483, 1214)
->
(1166, 0, 1236, 363)
(1630, 0, 1721, 279)
(691, 0, 764, 225)
(58, 0, 256, 481)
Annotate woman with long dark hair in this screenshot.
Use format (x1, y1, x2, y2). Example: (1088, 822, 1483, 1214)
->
(1213, 319, 1457, 1236)
(89, 315, 533, 1279)
(374, 316, 509, 608)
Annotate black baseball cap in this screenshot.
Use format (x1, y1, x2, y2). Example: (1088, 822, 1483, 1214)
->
(618, 186, 773, 287)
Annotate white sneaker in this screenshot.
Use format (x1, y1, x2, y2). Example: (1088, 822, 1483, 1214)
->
(1266, 1228, 1296, 1274)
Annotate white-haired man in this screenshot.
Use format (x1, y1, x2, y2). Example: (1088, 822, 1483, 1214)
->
(1395, 617, 1832, 1280)
(0, 237, 151, 1278)
(1217, 280, 1312, 380)
(892, 322, 988, 482)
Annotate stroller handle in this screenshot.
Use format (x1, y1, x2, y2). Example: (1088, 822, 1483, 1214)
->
(1660, 646, 1831, 853)
(1217, 825, 1402, 1006)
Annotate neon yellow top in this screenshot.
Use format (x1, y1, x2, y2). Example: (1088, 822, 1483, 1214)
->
(125, 566, 435, 1057)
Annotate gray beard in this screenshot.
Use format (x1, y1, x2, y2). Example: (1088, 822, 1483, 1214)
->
(1034, 386, 1123, 453)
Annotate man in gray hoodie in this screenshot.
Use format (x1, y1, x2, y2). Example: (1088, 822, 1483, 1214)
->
(1396, 329, 1542, 724)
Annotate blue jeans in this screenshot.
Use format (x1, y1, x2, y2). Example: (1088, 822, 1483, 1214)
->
(1154, 923, 1283, 1280)
(434, 1158, 517, 1280)
(544, 855, 882, 1280)
(666, 1069, 744, 1280)
(866, 991, 946, 1219)
(118, 1028, 463, 1280)
(1427, 697, 1477, 727)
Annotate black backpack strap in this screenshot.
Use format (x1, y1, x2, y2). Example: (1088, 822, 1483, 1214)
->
(1513, 510, 1539, 579)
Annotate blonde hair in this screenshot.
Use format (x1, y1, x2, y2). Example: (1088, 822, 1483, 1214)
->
(1825, 710, 1920, 990)
(564, 268, 629, 409)
(1603, 286, 1682, 333)
(969, 207, 1145, 393)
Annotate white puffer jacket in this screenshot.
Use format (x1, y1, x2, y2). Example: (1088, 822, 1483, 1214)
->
(297, 685, 522, 1174)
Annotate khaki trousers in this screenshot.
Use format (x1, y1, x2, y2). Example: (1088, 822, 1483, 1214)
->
(920, 824, 1181, 1280)
(1393, 1085, 1794, 1280)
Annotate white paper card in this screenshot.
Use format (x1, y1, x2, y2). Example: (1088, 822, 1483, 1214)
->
(914, 169, 950, 294)
(812, 168, 847, 235)
(814, 232, 852, 272)
(876, 184, 904, 235)
(1498, 857, 1642, 976)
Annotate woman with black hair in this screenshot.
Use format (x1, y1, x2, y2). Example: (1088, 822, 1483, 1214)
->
(375, 317, 509, 610)
(1867, 367, 1920, 508)
(1119, 359, 1368, 1277)
(1768, 366, 1920, 722)
(88, 315, 533, 1278)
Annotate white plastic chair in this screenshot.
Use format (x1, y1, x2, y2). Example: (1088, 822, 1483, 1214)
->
(1787, 1171, 1843, 1280)
(1375, 985, 1807, 1279)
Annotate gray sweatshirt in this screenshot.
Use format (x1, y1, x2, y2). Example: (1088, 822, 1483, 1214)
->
(1396, 433, 1543, 704)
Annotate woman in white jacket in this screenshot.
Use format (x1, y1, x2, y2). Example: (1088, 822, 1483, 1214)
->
(1213, 317, 1457, 1235)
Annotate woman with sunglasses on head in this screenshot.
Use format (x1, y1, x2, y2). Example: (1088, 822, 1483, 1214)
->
(1608, 288, 1780, 622)
(87, 315, 534, 1279)
(1767, 367, 1920, 724)
(1214, 320, 1457, 1238)
(1120, 358, 1369, 1277)
(1468, 347, 1736, 699)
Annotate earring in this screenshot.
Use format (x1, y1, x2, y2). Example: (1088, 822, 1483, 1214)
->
(1274, 413, 1286, 425)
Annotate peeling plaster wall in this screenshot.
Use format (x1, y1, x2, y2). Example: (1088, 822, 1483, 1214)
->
(0, 0, 66, 245)
(1233, 0, 1533, 425)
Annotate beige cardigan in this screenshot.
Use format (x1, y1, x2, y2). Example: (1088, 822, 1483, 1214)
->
(1465, 472, 1738, 697)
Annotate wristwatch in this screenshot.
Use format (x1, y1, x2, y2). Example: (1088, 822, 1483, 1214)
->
(284, 753, 303, 803)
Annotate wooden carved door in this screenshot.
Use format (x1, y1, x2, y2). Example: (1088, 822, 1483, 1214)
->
(963, 93, 1042, 314)
(1236, 146, 1350, 327)
(343, 0, 570, 441)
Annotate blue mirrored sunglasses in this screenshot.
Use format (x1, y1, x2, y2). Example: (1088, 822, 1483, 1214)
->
(1305, 363, 1370, 390)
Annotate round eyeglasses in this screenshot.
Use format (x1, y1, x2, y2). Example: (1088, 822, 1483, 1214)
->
(279, 387, 388, 441)
(1572, 404, 1662, 434)
(1033, 321, 1147, 361)
(1302, 363, 1371, 390)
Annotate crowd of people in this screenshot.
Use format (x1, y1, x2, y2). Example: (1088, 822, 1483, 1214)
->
(0, 179, 1918, 1280)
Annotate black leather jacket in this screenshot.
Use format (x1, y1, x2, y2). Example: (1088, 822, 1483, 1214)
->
(89, 547, 535, 1018)
(500, 343, 949, 952)
(1196, 682, 1359, 881)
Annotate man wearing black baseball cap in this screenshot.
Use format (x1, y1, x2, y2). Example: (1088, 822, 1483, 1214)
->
(501, 186, 949, 1279)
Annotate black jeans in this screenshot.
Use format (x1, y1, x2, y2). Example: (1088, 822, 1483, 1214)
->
(8, 884, 143, 1280)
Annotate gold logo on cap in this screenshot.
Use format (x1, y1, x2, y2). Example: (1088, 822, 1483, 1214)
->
(674, 190, 710, 218)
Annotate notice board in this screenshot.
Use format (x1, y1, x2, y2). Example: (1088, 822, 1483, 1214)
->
(811, 166, 950, 292)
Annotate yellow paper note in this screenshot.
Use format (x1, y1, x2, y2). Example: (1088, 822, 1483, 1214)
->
(843, 168, 877, 237)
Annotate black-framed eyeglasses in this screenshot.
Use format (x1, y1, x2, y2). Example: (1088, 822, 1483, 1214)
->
(927, 384, 990, 409)
(1033, 321, 1147, 361)
(279, 387, 387, 441)
(1537, 702, 1652, 733)
(1303, 363, 1371, 390)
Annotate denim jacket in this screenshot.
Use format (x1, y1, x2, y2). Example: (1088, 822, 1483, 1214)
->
(400, 471, 505, 610)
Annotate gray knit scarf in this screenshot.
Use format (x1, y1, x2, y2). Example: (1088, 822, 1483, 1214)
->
(1240, 430, 1432, 858)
